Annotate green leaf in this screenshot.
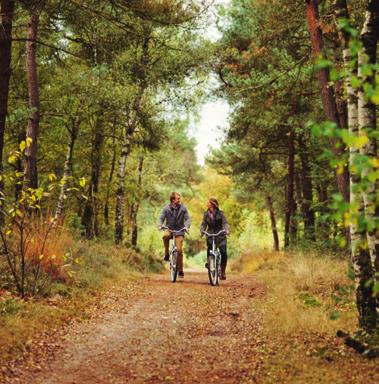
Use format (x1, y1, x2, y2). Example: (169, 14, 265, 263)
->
(351, 75, 362, 88)
(329, 310, 340, 320)
(315, 58, 333, 69)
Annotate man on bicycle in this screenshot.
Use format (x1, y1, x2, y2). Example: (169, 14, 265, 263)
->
(200, 198, 230, 280)
(158, 192, 190, 278)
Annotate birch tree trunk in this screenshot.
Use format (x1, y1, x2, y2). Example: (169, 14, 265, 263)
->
(92, 129, 104, 237)
(334, 0, 378, 331)
(267, 195, 279, 251)
(0, 0, 15, 185)
(82, 125, 104, 239)
(114, 36, 149, 245)
(358, 0, 379, 277)
(104, 134, 117, 226)
(131, 156, 144, 248)
(24, 10, 40, 189)
(115, 126, 133, 244)
(53, 116, 80, 225)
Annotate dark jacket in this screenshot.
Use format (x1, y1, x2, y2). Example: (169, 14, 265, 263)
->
(200, 209, 230, 246)
(158, 204, 190, 236)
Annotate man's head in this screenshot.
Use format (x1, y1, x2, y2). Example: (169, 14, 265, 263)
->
(170, 192, 181, 206)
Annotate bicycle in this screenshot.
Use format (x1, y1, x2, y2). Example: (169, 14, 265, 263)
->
(160, 226, 187, 282)
(202, 230, 226, 286)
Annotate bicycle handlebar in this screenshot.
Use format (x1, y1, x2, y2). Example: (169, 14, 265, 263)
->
(160, 225, 188, 234)
(202, 230, 227, 237)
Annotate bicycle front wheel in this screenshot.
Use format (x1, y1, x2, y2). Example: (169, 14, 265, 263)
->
(170, 250, 178, 282)
(207, 254, 218, 286)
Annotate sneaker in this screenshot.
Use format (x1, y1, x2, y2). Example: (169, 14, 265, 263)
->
(178, 271, 184, 278)
(164, 254, 169, 262)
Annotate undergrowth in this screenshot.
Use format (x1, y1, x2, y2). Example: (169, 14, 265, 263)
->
(0, 239, 162, 361)
(232, 251, 357, 335)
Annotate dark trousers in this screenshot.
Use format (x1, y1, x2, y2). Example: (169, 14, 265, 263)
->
(207, 240, 227, 267)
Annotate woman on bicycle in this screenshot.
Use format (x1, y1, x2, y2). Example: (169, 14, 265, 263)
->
(200, 198, 230, 280)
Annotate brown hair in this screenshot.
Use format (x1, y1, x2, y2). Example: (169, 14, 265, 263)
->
(170, 191, 180, 203)
(209, 197, 219, 209)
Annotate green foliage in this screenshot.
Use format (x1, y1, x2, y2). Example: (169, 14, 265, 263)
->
(298, 292, 321, 308)
(0, 298, 25, 316)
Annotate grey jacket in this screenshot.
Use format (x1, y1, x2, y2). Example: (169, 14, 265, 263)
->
(158, 204, 190, 236)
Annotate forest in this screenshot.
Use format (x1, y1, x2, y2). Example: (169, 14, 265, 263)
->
(0, 1, 378, 383)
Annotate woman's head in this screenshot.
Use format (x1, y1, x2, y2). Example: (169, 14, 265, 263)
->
(208, 197, 219, 210)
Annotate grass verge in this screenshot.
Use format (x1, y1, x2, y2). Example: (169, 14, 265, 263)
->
(0, 240, 162, 363)
(232, 251, 378, 384)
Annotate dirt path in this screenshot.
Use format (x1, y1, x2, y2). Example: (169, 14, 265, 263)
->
(6, 270, 265, 384)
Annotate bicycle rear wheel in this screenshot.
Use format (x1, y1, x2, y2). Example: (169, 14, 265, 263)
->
(170, 250, 178, 282)
(207, 254, 218, 286)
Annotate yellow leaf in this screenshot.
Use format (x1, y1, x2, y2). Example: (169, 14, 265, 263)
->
(8, 155, 16, 164)
(19, 141, 26, 152)
(337, 165, 344, 175)
(356, 134, 368, 148)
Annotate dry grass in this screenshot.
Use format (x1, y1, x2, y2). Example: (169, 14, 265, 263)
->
(25, 220, 74, 281)
(4, 213, 74, 286)
(235, 251, 356, 335)
(0, 239, 162, 363)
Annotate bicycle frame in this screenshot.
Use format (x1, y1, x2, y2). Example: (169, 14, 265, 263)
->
(202, 230, 226, 286)
(161, 226, 187, 282)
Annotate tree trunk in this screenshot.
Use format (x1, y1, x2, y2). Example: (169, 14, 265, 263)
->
(335, 0, 379, 331)
(305, 0, 340, 124)
(0, 0, 15, 185)
(349, 0, 378, 332)
(115, 126, 133, 244)
(305, 0, 349, 204)
(131, 156, 144, 248)
(53, 116, 80, 225)
(82, 122, 104, 239)
(92, 129, 103, 237)
(104, 134, 117, 226)
(24, 10, 40, 189)
(114, 36, 149, 244)
(267, 195, 279, 251)
(316, 183, 329, 239)
(358, 0, 379, 278)
(284, 128, 296, 248)
(297, 135, 316, 240)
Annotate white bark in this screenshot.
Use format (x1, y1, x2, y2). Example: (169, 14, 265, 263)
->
(114, 126, 133, 244)
(358, 1, 378, 275)
(53, 117, 80, 226)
